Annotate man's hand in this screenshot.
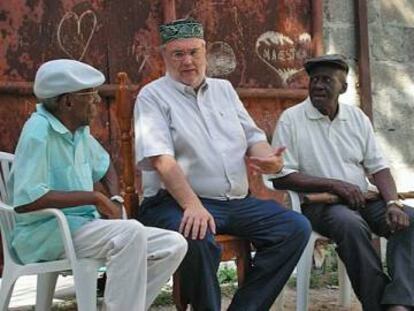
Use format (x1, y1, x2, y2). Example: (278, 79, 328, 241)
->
(94, 192, 122, 219)
(179, 203, 216, 240)
(247, 146, 286, 175)
(330, 180, 366, 210)
(386, 205, 410, 233)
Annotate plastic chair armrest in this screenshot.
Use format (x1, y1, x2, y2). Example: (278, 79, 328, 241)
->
(287, 190, 302, 213)
(25, 208, 78, 263)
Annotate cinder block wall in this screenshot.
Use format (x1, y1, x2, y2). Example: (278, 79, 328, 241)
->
(324, 0, 414, 191)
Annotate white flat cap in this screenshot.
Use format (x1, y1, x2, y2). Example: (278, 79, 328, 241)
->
(33, 59, 105, 99)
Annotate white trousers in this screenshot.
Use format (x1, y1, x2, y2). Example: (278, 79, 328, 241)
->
(72, 219, 187, 311)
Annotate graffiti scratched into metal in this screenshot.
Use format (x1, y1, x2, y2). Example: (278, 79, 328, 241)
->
(207, 41, 237, 77)
(57, 10, 97, 61)
(137, 54, 149, 74)
(255, 31, 311, 86)
(131, 43, 153, 75)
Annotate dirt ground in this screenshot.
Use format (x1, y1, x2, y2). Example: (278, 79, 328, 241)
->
(8, 273, 363, 310)
(276, 287, 362, 311)
(15, 282, 362, 311)
(149, 286, 363, 311)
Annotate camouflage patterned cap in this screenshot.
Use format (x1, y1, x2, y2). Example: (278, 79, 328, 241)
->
(160, 18, 204, 44)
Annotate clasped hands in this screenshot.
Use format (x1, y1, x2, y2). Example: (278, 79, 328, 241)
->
(330, 180, 409, 233)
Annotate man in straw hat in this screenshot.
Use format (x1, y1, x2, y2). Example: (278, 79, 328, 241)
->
(8, 59, 187, 310)
(271, 54, 414, 311)
(134, 18, 311, 310)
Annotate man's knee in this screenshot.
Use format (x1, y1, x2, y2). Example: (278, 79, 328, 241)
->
(163, 231, 188, 261)
(123, 219, 147, 244)
(289, 211, 312, 242)
(184, 235, 221, 262)
(104, 220, 146, 256)
(327, 207, 370, 239)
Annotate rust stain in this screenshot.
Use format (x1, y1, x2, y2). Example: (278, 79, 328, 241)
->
(1, 0, 316, 202)
(176, 0, 313, 88)
(0, 0, 321, 271)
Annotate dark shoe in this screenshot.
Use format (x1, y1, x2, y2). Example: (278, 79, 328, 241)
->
(97, 273, 106, 298)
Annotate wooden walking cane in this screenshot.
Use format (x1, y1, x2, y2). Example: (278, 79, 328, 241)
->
(302, 191, 414, 205)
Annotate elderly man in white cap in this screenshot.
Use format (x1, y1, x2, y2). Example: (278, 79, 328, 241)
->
(7, 59, 187, 311)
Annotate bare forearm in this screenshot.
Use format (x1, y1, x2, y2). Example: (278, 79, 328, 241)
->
(150, 155, 216, 238)
(100, 162, 120, 196)
(151, 155, 201, 210)
(273, 172, 369, 209)
(15, 190, 100, 213)
(247, 141, 273, 157)
(372, 168, 398, 202)
(272, 172, 337, 193)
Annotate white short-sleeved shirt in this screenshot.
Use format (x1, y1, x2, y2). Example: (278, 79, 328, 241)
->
(271, 98, 388, 192)
(134, 75, 266, 199)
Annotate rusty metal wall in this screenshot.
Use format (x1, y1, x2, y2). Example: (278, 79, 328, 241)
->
(0, 0, 322, 273)
(0, 0, 321, 202)
(176, 0, 313, 88)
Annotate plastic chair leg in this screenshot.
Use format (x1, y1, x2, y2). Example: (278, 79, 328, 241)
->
(35, 272, 59, 311)
(73, 263, 98, 311)
(0, 272, 17, 311)
(296, 232, 318, 311)
(338, 257, 352, 307)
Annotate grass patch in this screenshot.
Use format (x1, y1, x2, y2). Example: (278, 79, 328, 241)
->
(288, 243, 340, 289)
(152, 264, 239, 307)
(152, 287, 174, 306)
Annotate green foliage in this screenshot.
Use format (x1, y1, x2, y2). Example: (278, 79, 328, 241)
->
(218, 265, 237, 284)
(152, 289, 174, 306)
(287, 243, 340, 290)
(152, 265, 239, 307)
(221, 283, 237, 298)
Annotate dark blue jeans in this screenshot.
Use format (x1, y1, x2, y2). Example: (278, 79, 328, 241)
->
(138, 191, 311, 311)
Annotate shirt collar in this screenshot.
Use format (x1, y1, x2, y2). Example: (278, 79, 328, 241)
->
(35, 104, 88, 137)
(305, 97, 347, 121)
(165, 73, 208, 96)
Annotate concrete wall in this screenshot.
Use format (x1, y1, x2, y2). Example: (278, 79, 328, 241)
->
(324, 0, 414, 191)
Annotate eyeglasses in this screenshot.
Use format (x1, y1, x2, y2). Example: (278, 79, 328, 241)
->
(169, 48, 204, 61)
(70, 90, 101, 102)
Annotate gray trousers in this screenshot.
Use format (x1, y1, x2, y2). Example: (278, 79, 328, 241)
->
(302, 200, 414, 311)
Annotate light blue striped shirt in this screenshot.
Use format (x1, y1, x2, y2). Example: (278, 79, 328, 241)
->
(7, 104, 109, 263)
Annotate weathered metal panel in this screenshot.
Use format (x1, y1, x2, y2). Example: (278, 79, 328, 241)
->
(0, 0, 320, 197)
(175, 0, 313, 88)
(1, 1, 107, 81)
(0, 0, 321, 270)
(105, 0, 165, 84)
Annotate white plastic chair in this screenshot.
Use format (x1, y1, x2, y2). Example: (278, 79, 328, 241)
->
(263, 177, 352, 311)
(287, 190, 352, 311)
(0, 151, 104, 311)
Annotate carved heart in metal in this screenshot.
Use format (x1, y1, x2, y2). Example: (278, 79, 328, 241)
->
(255, 31, 311, 86)
(57, 10, 97, 61)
